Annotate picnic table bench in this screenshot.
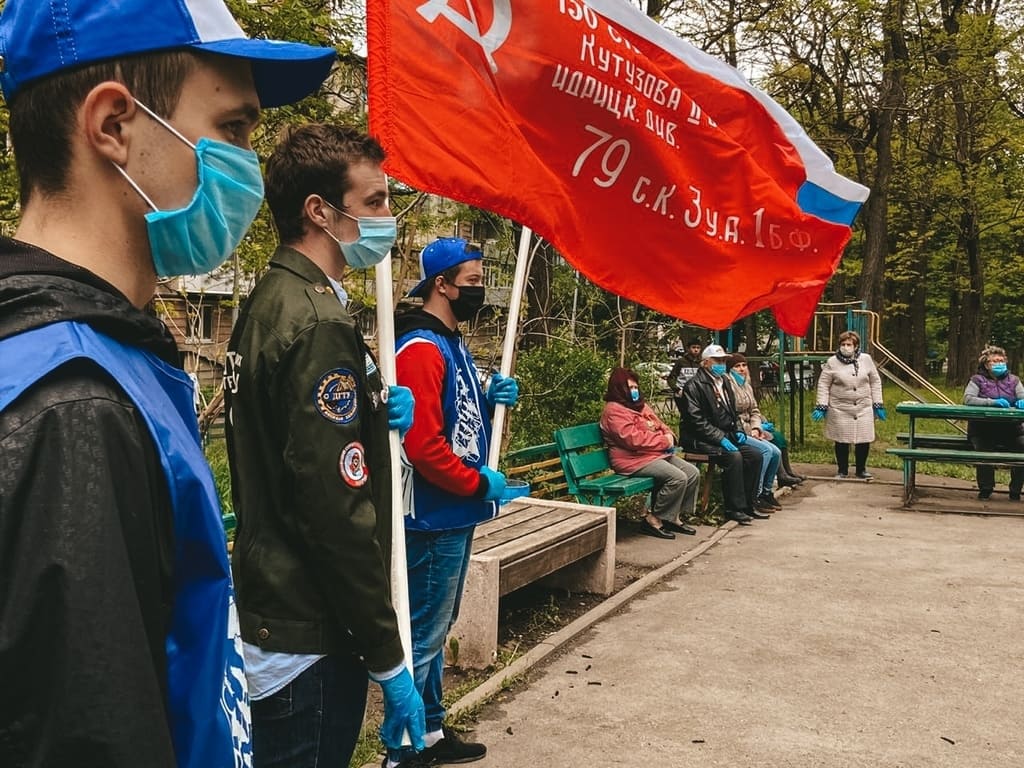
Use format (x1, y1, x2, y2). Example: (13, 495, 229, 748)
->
(888, 402, 1024, 504)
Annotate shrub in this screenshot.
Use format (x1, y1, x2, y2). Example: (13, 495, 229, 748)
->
(508, 341, 615, 448)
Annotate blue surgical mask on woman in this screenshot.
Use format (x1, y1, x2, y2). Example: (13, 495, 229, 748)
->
(730, 370, 746, 385)
(710, 363, 727, 376)
(991, 362, 1008, 376)
(112, 99, 264, 278)
(629, 386, 640, 402)
(322, 200, 397, 268)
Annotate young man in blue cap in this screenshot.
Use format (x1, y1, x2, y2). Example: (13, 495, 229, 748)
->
(391, 238, 520, 766)
(225, 123, 426, 768)
(0, 2, 333, 766)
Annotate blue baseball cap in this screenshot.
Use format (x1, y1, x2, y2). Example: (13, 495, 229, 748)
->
(0, 0, 336, 107)
(409, 238, 483, 298)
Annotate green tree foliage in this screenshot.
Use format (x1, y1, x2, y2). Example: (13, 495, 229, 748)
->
(509, 340, 615, 449)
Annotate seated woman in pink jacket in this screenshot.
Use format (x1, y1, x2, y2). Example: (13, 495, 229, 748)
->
(599, 367, 701, 540)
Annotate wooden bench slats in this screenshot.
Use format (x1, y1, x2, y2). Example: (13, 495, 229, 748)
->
(499, 527, 608, 595)
(477, 511, 605, 562)
(473, 507, 594, 550)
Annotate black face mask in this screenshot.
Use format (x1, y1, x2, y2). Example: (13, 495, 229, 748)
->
(447, 284, 486, 322)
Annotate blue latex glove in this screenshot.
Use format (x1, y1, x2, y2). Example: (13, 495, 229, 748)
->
(719, 437, 738, 452)
(480, 466, 507, 501)
(734, 431, 747, 445)
(486, 373, 519, 407)
(811, 409, 825, 422)
(1016, 399, 1024, 409)
(873, 406, 887, 421)
(993, 398, 1011, 408)
(386, 385, 415, 437)
(378, 667, 426, 751)
(761, 421, 774, 431)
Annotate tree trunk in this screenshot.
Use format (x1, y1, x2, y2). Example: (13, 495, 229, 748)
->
(858, 0, 907, 316)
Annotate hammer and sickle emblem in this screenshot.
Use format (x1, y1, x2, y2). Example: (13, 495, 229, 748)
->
(417, 0, 513, 72)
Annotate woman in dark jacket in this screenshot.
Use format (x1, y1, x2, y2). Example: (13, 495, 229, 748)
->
(963, 345, 1024, 500)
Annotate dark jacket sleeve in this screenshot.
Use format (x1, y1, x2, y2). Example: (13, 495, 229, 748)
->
(274, 321, 404, 672)
(0, 360, 176, 768)
(683, 377, 727, 446)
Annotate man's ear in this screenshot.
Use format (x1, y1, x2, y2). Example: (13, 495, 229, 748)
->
(303, 194, 331, 230)
(80, 81, 137, 166)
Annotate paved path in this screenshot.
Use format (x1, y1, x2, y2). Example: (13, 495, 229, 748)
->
(465, 475, 1024, 767)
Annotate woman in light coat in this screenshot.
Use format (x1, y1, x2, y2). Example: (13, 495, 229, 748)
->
(813, 330, 885, 478)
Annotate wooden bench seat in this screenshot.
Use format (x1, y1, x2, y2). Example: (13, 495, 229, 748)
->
(450, 496, 615, 668)
(887, 446, 1024, 503)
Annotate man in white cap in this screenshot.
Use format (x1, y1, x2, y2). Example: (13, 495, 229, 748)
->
(680, 344, 767, 524)
(0, 2, 334, 766)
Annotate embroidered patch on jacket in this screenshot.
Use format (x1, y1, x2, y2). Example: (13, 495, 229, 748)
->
(365, 352, 378, 376)
(314, 369, 358, 424)
(339, 442, 369, 487)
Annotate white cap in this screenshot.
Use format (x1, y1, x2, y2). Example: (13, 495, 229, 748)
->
(701, 343, 728, 360)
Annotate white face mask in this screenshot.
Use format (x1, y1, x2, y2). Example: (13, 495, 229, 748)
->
(840, 344, 856, 356)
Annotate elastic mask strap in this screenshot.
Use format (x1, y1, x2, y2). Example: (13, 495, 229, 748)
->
(111, 162, 159, 212)
(323, 199, 358, 223)
(133, 98, 197, 151)
(111, 98, 197, 213)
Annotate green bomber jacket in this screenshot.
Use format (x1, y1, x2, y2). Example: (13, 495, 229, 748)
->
(224, 246, 403, 672)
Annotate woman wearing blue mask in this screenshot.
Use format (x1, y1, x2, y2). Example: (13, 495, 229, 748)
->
(813, 330, 885, 479)
(963, 345, 1024, 500)
(600, 367, 702, 539)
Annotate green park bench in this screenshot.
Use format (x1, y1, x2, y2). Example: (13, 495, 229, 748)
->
(553, 422, 715, 513)
(886, 447, 1024, 504)
(894, 432, 971, 450)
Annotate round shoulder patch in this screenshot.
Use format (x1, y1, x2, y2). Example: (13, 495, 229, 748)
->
(315, 368, 359, 424)
(339, 442, 369, 487)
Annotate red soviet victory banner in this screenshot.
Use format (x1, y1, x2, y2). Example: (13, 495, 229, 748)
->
(367, 0, 867, 334)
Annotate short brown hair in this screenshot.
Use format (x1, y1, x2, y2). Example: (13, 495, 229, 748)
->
(838, 330, 860, 346)
(264, 123, 386, 244)
(9, 51, 199, 204)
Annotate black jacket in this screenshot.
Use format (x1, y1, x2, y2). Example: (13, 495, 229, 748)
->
(0, 239, 177, 767)
(225, 246, 403, 672)
(680, 367, 743, 451)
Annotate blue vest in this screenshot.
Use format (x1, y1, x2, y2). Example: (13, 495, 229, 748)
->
(0, 321, 251, 768)
(396, 328, 497, 531)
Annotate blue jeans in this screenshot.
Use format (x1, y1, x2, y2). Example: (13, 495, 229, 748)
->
(406, 526, 475, 731)
(748, 435, 781, 493)
(251, 654, 368, 768)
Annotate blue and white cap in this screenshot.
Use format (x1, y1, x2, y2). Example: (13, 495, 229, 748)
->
(0, 0, 336, 106)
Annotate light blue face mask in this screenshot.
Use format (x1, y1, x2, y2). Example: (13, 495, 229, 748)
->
(730, 370, 746, 385)
(710, 363, 727, 376)
(991, 362, 1008, 376)
(112, 100, 264, 278)
(629, 386, 640, 402)
(323, 200, 397, 269)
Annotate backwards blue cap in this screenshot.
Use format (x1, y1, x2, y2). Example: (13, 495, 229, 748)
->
(0, 0, 336, 107)
(409, 238, 483, 298)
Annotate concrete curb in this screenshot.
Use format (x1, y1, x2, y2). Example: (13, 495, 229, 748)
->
(448, 521, 737, 718)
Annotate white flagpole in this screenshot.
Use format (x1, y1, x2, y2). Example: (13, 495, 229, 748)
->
(375, 253, 413, 672)
(487, 225, 533, 469)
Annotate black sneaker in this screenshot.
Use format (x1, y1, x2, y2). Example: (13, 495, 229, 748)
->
(382, 754, 433, 768)
(419, 726, 487, 764)
(978, 489, 992, 500)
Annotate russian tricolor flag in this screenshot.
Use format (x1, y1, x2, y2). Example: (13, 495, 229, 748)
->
(368, 0, 869, 334)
